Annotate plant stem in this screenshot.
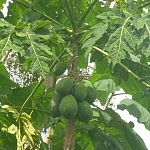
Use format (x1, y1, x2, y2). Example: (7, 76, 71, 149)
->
(104, 92, 115, 109)
(138, 2, 150, 9)
(62, 0, 77, 32)
(93, 46, 150, 88)
(64, 42, 79, 150)
(17, 77, 44, 121)
(119, 63, 150, 88)
(64, 119, 75, 150)
(13, 106, 51, 115)
(0, 49, 12, 62)
(78, 0, 98, 27)
(15, 0, 63, 27)
(126, 57, 150, 70)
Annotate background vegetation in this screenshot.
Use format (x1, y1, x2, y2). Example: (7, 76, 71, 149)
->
(0, 0, 150, 149)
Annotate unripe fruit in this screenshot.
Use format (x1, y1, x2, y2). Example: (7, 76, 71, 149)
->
(49, 92, 61, 117)
(59, 95, 78, 119)
(55, 78, 73, 96)
(73, 83, 87, 102)
(53, 62, 66, 76)
(77, 101, 93, 122)
(86, 87, 96, 104)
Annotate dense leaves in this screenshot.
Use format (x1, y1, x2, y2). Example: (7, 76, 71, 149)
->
(0, 0, 150, 149)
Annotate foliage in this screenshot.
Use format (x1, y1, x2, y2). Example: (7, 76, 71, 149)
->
(0, 0, 150, 149)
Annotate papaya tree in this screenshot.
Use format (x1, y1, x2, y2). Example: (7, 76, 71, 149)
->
(0, 0, 150, 149)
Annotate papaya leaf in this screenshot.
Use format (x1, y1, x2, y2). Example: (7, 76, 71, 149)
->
(0, 0, 6, 10)
(105, 108, 147, 150)
(0, 18, 62, 76)
(82, 23, 108, 56)
(0, 62, 17, 87)
(94, 79, 116, 105)
(118, 98, 150, 131)
(0, 62, 18, 99)
(0, 20, 21, 57)
(133, 12, 150, 57)
(89, 128, 123, 150)
(104, 14, 134, 65)
(94, 79, 116, 93)
(5, 1, 28, 25)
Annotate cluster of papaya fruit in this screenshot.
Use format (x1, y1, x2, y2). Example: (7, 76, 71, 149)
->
(49, 62, 96, 122)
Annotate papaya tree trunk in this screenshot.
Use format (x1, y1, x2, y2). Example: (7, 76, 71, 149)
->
(64, 119, 75, 150)
(63, 42, 79, 150)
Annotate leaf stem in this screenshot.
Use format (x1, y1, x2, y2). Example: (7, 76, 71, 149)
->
(119, 63, 150, 88)
(126, 58, 150, 70)
(93, 46, 150, 88)
(78, 0, 98, 27)
(13, 106, 51, 115)
(15, 0, 63, 27)
(62, 0, 77, 32)
(0, 49, 12, 62)
(104, 92, 115, 109)
(138, 2, 150, 9)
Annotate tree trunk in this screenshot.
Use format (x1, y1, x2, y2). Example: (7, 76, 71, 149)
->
(63, 42, 79, 150)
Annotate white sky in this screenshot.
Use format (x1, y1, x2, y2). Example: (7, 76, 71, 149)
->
(1, 1, 150, 149)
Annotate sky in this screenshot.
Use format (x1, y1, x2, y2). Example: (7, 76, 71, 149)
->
(1, 0, 150, 149)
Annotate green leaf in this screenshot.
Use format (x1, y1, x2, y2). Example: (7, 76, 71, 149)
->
(89, 129, 123, 150)
(104, 14, 134, 65)
(0, 62, 17, 98)
(132, 12, 150, 58)
(94, 79, 116, 93)
(118, 98, 150, 131)
(0, 0, 150, 149)
(5, 1, 28, 25)
(0, 0, 6, 9)
(5, 84, 36, 106)
(105, 108, 147, 150)
(82, 23, 108, 56)
(94, 79, 116, 105)
(0, 62, 16, 87)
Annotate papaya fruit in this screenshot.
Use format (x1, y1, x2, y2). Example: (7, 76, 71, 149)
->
(86, 87, 96, 104)
(77, 101, 93, 122)
(53, 62, 66, 76)
(55, 78, 73, 96)
(59, 95, 78, 119)
(73, 83, 87, 102)
(49, 92, 61, 117)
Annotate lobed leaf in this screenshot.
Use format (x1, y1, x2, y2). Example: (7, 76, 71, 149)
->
(82, 23, 108, 56)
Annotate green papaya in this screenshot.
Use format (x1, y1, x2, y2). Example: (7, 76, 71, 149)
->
(49, 92, 61, 117)
(59, 95, 78, 119)
(55, 78, 73, 96)
(73, 83, 87, 102)
(77, 101, 93, 122)
(53, 62, 66, 76)
(86, 87, 96, 104)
